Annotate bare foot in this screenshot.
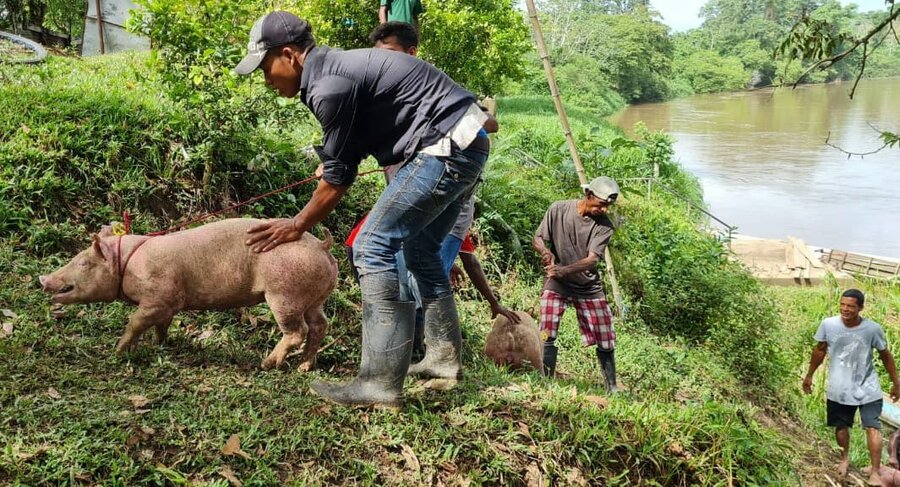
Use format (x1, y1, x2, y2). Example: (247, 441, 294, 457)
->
(838, 458, 850, 477)
(868, 471, 883, 486)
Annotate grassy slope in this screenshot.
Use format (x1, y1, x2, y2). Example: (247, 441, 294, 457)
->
(0, 53, 827, 485)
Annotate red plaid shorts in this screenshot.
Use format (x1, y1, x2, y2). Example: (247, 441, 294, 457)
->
(540, 289, 615, 350)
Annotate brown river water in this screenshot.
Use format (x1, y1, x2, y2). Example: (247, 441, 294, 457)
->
(611, 77, 900, 258)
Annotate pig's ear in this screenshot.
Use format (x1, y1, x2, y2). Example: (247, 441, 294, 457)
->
(92, 235, 114, 263)
(98, 223, 118, 238)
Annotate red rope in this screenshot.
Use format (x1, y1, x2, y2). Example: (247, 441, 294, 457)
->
(126, 169, 386, 237)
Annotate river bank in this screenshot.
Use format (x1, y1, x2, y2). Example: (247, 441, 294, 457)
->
(611, 77, 900, 259)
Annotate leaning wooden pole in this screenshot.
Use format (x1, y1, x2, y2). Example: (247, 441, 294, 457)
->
(524, 0, 625, 319)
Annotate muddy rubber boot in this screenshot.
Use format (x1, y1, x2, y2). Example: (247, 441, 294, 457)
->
(406, 295, 462, 381)
(411, 308, 425, 363)
(310, 300, 415, 409)
(542, 340, 558, 377)
(597, 348, 618, 393)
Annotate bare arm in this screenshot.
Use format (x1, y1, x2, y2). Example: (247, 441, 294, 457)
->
(483, 113, 499, 134)
(459, 252, 519, 323)
(880, 348, 900, 401)
(545, 251, 600, 280)
(378, 6, 387, 23)
(533, 235, 553, 266)
(802, 341, 828, 394)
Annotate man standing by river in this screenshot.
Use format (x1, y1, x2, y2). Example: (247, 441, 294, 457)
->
(803, 289, 900, 485)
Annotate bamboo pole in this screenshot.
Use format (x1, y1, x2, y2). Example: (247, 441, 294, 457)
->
(94, 0, 106, 54)
(523, 0, 625, 319)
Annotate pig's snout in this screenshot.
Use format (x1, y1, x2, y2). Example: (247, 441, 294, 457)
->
(39, 275, 49, 291)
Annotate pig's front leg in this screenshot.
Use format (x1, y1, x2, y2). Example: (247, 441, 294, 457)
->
(117, 306, 175, 354)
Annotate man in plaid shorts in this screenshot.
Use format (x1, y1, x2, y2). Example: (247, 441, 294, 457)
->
(532, 176, 618, 392)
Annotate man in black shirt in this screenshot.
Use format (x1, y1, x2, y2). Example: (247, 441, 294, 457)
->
(235, 11, 490, 408)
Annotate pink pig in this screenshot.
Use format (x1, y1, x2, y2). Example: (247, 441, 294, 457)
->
(39, 218, 338, 371)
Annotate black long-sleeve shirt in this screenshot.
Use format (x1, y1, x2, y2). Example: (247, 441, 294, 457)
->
(299, 46, 476, 186)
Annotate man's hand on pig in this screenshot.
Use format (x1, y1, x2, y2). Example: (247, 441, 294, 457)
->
(246, 218, 302, 252)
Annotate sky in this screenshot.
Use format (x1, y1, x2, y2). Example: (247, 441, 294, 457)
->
(651, 0, 892, 32)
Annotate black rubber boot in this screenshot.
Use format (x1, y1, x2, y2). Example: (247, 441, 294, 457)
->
(310, 300, 415, 409)
(597, 348, 618, 393)
(542, 340, 558, 377)
(411, 308, 425, 363)
(406, 295, 462, 381)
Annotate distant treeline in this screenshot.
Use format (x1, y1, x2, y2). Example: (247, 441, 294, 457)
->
(512, 0, 900, 109)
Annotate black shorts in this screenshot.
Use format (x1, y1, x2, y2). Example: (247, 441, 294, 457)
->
(827, 399, 883, 429)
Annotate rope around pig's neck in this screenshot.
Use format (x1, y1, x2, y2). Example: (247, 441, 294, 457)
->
(116, 236, 151, 303)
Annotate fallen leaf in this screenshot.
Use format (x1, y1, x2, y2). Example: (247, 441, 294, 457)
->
(141, 426, 156, 436)
(140, 449, 154, 460)
(525, 462, 543, 487)
(585, 395, 609, 409)
(20, 124, 31, 134)
(570, 386, 578, 401)
(126, 435, 142, 447)
(134, 409, 151, 415)
(198, 329, 215, 341)
(222, 434, 252, 460)
(517, 422, 532, 439)
(16, 446, 48, 461)
(2, 309, 17, 320)
(220, 465, 243, 487)
(313, 404, 332, 416)
(0, 321, 12, 338)
(21, 274, 33, 283)
(128, 395, 149, 408)
(400, 444, 420, 473)
(76, 310, 87, 318)
(248, 315, 258, 327)
(74, 472, 91, 482)
(47, 388, 61, 399)
(439, 462, 458, 474)
(667, 441, 692, 460)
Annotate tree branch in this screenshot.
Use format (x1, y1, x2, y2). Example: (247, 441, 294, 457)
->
(824, 124, 892, 159)
(792, 5, 900, 89)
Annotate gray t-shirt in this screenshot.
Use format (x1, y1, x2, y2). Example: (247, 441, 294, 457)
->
(814, 316, 888, 405)
(535, 200, 614, 299)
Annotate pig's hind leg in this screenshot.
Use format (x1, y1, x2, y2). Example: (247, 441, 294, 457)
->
(261, 295, 309, 370)
(296, 301, 329, 372)
(116, 305, 175, 354)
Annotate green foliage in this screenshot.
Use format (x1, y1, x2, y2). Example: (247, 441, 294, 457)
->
(0, 0, 85, 41)
(0, 53, 378, 255)
(128, 0, 528, 97)
(536, 4, 673, 103)
(674, 49, 748, 93)
(419, 0, 531, 95)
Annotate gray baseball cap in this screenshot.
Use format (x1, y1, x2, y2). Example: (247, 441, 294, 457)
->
(581, 176, 619, 202)
(234, 11, 313, 75)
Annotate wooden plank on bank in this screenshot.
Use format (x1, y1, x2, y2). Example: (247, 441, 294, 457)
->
(788, 237, 825, 269)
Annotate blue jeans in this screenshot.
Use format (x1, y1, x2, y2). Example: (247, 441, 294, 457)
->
(353, 147, 487, 302)
(406, 234, 464, 308)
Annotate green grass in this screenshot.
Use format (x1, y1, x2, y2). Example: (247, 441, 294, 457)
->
(0, 240, 805, 485)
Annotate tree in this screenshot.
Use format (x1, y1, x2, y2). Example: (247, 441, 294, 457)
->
(776, 0, 899, 97)
(776, 0, 900, 153)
